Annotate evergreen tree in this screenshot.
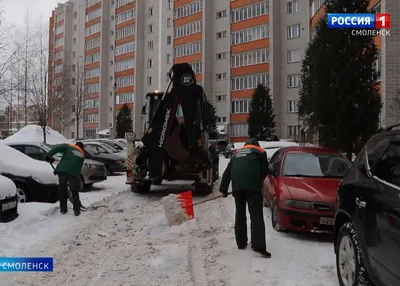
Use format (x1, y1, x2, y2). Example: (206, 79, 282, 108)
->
(116, 104, 133, 138)
(298, 0, 382, 159)
(248, 84, 275, 140)
(206, 102, 219, 139)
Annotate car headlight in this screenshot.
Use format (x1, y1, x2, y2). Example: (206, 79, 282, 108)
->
(85, 163, 101, 169)
(282, 200, 313, 210)
(116, 160, 124, 164)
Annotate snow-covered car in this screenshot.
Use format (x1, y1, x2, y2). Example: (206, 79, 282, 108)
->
(0, 175, 19, 222)
(0, 143, 59, 203)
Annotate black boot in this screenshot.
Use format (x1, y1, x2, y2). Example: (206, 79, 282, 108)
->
(252, 248, 271, 258)
(74, 209, 81, 216)
(60, 209, 68, 215)
(238, 243, 247, 250)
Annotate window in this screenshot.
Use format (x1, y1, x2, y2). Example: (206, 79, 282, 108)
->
(115, 41, 134, 55)
(73, 38, 76, 44)
(174, 0, 202, 19)
(55, 25, 64, 34)
(85, 38, 100, 50)
(85, 68, 100, 79)
(73, 11, 77, 18)
(216, 31, 227, 39)
(189, 62, 202, 74)
(167, 18, 171, 27)
(56, 12, 64, 22)
(365, 137, 391, 168)
(85, 23, 101, 36)
(231, 123, 249, 137)
(148, 24, 153, 34)
(217, 52, 227, 60)
(287, 100, 298, 113)
(116, 25, 135, 40)
(168, 0, 172, 9)
(85, 83, 100, 93)
(148, 58, 153, 68)
(287, 125, 301, 138)
(84, 129, 96, 138)
(85, 52, 100, 64)
(174, 20, 202, 38)
(86, 9, 101, 22)
(217, 95, 227, 101)
(116, 93, 133, 104)
(231, 1, 268, 23)
(148, 7, 154, 16)
(231, 100, 251, 114)
(55, 64, 63, 73)
(231, 25, 269, 45)
(116, 75, 134, 88)
(287, 74, 300, 87)
(73, 24, 77, 31)
(310, 0, 324, 18)
(148, 41, 154, 50)
(116, 0, 134, 8)
(86, 0, 101, 8)
(72, 51, 76, 58)
(84, 99, 100, 108)
(370, 142, 400, 188)
(174, 41, 202, 58)
(85, 113, 100, 122)
(231, 74, 269, 91)
(55, 38, 64, 47)
(115, 58, 134, 72)
(116, 9, 135, 24)
(167, 36, 172, 45)
(217, 117, 227, 123)
(287, 49, 301, 63)
(166, 54, 171, 64)
(287, 0, 299, 13)
(55, 51, 63, 60)
(231, 49, 269, 68)
(147, 76, 152, 86)
(216, 73, 227, 80)
(216, 10, 227, 18)
(287, 24, 300, 39)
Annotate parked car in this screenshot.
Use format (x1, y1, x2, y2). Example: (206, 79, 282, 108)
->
(0, 143, 59, 203)
(115, 138, 127, 146)
(215, 140, 228, 154)
(223, 143, 234, 158)
(83, 143, 126, 175)
(0, 175, 19, 222)
(82, 139, 126, 151)
(260, 141, 300, 160)
(334, 124, 400, 286)
(5, 142, 107, 189)
(263, 146, 351, 233)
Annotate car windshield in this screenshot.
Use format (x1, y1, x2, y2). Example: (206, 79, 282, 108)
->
(97, 143, 117, 153)
(40, 143, 62, 160)
(100, 141, 121, 151)
(84, 145, 97, 154)
(282, 152, 351, 178)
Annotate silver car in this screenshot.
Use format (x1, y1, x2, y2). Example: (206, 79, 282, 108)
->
(5, 142, 107, 189)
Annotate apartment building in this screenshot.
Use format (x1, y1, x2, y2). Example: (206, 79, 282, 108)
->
(47, 0, 311, 141)
(310, 0, 400, 128)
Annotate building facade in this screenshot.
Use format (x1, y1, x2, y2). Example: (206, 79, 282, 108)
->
(48, 0, 396, 142)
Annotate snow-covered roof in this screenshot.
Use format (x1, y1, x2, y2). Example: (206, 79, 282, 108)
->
(3, 125, 69, 145)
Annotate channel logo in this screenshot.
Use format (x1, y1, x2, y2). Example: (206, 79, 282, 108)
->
(328, 13, 390, 29)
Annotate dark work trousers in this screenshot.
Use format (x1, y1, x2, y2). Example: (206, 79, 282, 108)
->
(58, 173, 81, 213)
(233, 190, 266, 250)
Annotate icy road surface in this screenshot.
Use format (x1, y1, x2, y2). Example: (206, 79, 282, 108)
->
(1, 159, 338, 286)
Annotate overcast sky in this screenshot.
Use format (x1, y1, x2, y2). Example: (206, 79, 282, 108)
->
(3, 0, 60, 30)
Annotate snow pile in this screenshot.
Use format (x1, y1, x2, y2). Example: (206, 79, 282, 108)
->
(0, 175, 17, 200)
(4, 124, 70, 145)
(0, 143, 58, 184)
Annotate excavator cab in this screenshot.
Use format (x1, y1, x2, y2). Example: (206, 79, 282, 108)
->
(126, 63, 218, 194)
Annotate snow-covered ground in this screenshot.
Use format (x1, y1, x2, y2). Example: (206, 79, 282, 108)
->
(0, 159, 338, 286)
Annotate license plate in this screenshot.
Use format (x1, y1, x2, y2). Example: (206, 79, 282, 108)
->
(320, 217, 334, 225)
(2, 201, 17, 211)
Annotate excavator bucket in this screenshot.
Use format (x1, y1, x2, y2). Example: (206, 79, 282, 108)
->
(142, 63, 211, 179)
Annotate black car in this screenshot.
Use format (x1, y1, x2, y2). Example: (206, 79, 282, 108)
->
(334, 124, 400, 286)
(83, 143, 126, 175)
(215, 140, 228, 154)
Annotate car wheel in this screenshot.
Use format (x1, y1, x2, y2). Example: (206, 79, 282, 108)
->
(131, 180, 151, 193)
(336, 222, 372, 286)
(15, 184, 29, 203)
(271, 199, 283, 231)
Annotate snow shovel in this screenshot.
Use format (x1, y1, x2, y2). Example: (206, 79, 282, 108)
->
(48, 162, 88, 211)
(162, 190, 232, 226)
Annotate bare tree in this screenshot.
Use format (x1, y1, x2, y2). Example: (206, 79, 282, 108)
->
(72, 60, 86, 139)
(29, 21, 57, 143)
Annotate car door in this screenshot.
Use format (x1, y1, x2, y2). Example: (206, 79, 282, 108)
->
(265, 150, 283, 203)
(364, 140, 400, 285)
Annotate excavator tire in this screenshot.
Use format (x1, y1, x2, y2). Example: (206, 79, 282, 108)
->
(131, 180, 151, 193)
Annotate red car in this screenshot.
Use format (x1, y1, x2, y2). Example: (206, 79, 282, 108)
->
(263, 146, 351, 233)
